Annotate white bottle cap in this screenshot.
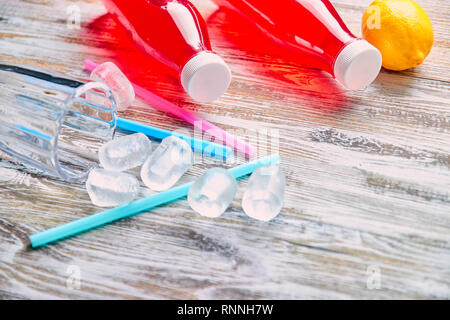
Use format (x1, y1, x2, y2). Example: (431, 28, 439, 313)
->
(181, 51, 232, 103)
(334, 40, 382, 90)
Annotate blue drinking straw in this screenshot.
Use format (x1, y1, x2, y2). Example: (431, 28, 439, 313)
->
(29, 154, 280, 248)
(116, 117, 231, 159)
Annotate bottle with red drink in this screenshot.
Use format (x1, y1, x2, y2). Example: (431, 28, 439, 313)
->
(212, 0, 382, 90)
(101, 0, 232, 102)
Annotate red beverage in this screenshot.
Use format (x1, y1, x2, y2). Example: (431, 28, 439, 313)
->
(101, 0, 232, 102)
(212, 0, 382, 90)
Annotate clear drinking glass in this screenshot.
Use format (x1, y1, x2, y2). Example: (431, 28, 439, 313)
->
(0, 64, 117, 183)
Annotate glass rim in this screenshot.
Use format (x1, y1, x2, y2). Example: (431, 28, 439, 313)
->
(51, 81, 117, 183)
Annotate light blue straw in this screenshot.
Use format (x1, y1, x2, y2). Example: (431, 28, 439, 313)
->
(117, 117, 231, 159)
(29, 154, 280, 248)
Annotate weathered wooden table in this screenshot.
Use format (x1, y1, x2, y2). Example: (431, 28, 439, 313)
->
(0, 0, 448, 299)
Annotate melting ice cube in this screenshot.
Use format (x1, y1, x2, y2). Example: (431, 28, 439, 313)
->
(99, 133, 152, 171)
(140, 136, 193, 191)
(242, 165, 285, 221)
(188, 167, 237, 218)
(89, 61, 135, 111)
(86, 168, 139, 207)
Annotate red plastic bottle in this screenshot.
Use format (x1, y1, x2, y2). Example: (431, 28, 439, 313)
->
(101, 0, 232, 102)
(212, 0, 382, 90)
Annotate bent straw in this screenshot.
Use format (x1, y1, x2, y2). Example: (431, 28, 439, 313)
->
(29, 154, 280, 248)
(116, 117, 231, 159)
(83, 59, 256, 156)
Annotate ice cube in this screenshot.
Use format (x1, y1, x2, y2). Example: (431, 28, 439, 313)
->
(242, 165, 285, 221)
(188, 167, 237, 218)
(99, 133, 152, 171)
(90, 61, 135, 111)
(141, 136, 193, 191)
(86, 168, 139, 207)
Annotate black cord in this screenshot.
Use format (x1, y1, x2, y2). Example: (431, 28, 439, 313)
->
(0, 64, 84, 88)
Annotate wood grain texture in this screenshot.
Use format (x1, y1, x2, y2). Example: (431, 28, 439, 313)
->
(0, 0, 449, 299)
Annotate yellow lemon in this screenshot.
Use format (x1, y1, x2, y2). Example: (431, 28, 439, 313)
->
(362, 0, 434, 71)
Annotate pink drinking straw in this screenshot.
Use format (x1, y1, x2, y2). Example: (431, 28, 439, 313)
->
(83, 59, 256, 156)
